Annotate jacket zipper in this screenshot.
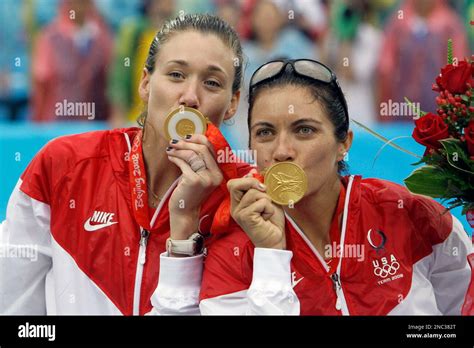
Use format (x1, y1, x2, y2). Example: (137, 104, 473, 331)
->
(330, 175, 354, 315)
(124, 133, 180, 315)
(133, 227, 150, 315)
(331, 273, 343, 311)
(285, 175, 354, 315)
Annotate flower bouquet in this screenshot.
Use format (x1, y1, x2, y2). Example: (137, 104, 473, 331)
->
(404, 40, 474, 228)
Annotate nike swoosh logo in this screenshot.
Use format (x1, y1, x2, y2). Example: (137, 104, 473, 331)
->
(84, 218, 118, 232)
(292, 277, 304, 288)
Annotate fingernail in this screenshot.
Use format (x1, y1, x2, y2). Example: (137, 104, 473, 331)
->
(258, 183, 266, 190)
(166, 146, 173, 151)
(171, 139, 179, 144)
(185, 134, 192, 140)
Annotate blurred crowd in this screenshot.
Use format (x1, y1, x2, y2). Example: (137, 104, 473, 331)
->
(0, 0, 472, 127)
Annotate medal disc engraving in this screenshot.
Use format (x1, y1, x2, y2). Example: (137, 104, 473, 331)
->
(263, 162, 308, 206)
(164, 107, 208, 140)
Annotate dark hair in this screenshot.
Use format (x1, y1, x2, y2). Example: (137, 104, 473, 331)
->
(248, 64, 349, 174)
(138, 14, 243, 126)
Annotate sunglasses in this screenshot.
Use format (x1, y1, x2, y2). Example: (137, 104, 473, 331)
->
(249, 59, 349, 123)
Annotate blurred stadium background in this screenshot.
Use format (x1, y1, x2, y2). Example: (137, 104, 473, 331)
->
(0, 0, 473, 233)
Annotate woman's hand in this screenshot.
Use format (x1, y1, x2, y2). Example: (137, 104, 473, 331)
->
(166, 134, 223, 240)
(227, 172, 286, 250)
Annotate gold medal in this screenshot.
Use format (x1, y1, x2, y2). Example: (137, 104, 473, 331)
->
(164, 107, 208, 140)
(263, 162, 307, 206)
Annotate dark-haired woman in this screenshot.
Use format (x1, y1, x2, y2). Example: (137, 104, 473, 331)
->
(160, 59, 473, 315)
(0, 14, 249, 315)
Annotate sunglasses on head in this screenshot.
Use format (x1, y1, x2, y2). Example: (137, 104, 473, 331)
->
(249, 59, 349, 123)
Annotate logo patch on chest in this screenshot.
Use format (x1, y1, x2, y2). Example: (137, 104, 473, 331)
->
(372, 254, 404, 285)
(84, 211, 118, 232)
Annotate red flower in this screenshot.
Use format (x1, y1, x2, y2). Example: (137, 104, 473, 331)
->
(412, 113, 450, 150)
(464, 120, 474, 156)
(436, 61, 474, 94)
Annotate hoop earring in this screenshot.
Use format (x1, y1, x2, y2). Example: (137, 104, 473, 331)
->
(223, 118, 235, 126)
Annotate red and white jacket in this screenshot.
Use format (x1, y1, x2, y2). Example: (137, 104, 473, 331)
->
(0, 127, 250, 315)
(157, 175, 474, 315)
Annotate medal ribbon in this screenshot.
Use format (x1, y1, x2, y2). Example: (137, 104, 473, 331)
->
(128, 130, 153, 230)
(128, 123, 241, 231)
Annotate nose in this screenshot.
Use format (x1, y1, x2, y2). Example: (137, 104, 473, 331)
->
(178, 80, 200, 109)
(273, 132, 296, 163)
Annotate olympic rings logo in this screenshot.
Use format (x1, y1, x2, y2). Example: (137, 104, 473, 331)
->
(373, 261, 400, 278)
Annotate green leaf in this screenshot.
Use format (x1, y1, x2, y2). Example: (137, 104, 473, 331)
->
(461, 95, 469, 102)
(372, 136, 415, 169)
(403, 97, 427, 118)
(461, 203, 474, 215)
(439, 139, 474, 174)
(447, 38, 453, 65)
(404, 166, 451, 198)
(439, 197, 474, 214)
(405, 164, 471, 198)
(411, 158, 426, 166)
(411, 152, 444, 166)
(351, 118, 422, 159)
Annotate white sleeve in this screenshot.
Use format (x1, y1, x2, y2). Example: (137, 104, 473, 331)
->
(0, 179, 53, 314)
(146, 252, 203, 315)
(200, 248, 300, 315)
(430, 217, 473, 315)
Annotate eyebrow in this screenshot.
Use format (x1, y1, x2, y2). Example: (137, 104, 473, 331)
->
(166, 60, 227, 76)
(250, 118, 322, 130)
(291, 118, 322, 127)
(250, 121, 275, 130)
(167, 60, 189, 67)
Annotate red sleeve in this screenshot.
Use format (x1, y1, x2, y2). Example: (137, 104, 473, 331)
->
(200, 225, 254, 301)
(363, 179, 454, 262)
(236, 162, 253, 177)
(20, 143, 54, 204)
(408, 194, 453, 248)
(20, 136, 76, 205)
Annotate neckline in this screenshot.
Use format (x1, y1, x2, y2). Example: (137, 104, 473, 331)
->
(285, 179, 350, 273)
